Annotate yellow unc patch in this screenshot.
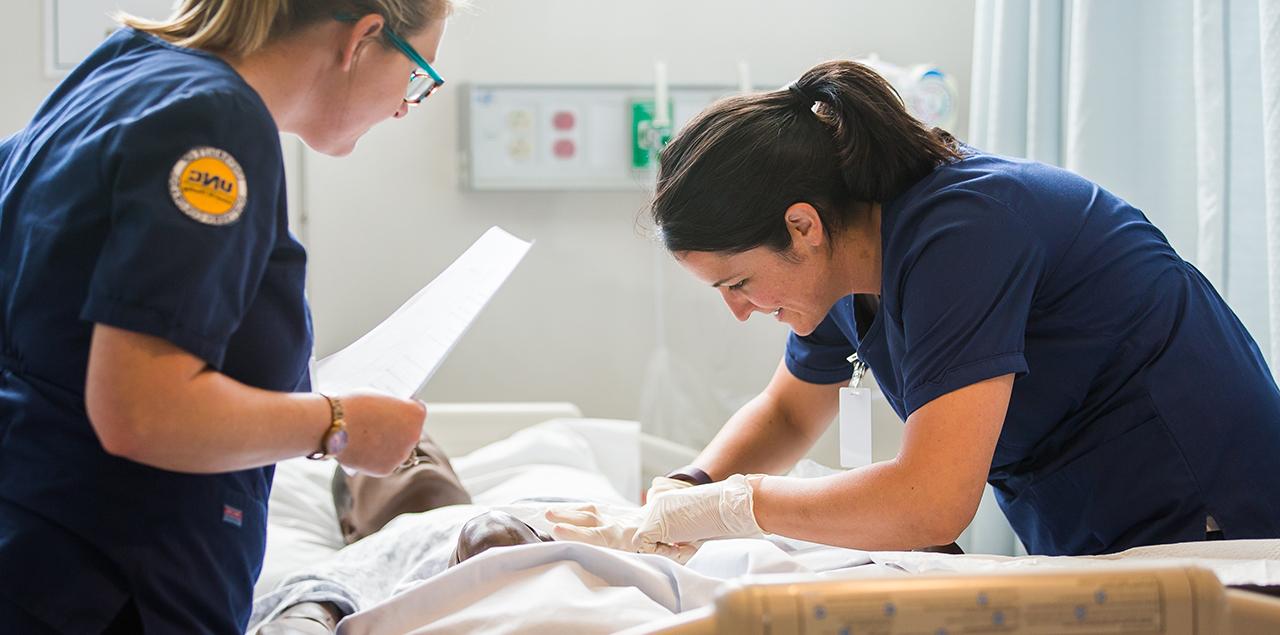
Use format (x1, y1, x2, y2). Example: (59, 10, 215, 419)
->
(168, 147, 248, 225)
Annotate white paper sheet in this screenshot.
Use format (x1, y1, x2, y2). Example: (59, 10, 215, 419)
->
(314, 227, 531, 398)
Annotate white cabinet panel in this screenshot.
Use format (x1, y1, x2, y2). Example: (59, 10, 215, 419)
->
(44, 0, 173, 76)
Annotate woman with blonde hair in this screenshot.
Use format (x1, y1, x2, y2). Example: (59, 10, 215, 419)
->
(0, 0, 460, 631)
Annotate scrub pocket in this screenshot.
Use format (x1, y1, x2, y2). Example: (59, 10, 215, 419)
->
(208, 484, 271, 605)
(1006, 415, 1206, 555)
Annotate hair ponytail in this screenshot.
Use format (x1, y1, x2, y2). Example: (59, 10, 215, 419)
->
(118, 0, 286, 58)
(118, 0, 461, 58)
(791, 60, 959, 203)
(652, 59, 959, 255)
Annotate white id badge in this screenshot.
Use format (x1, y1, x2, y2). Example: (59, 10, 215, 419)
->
(839, 386, 873, 468)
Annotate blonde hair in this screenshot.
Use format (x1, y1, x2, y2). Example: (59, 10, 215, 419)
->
(117, 0, 458, 58)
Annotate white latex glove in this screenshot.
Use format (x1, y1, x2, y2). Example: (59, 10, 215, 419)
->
(545, 504, 699, 563)
(634, 474, 765, 551)
(644, 475, 694, 503)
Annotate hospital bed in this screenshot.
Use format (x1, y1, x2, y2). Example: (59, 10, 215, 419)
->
(258, 402, 1280, 634)
(258, 401, 697, 599)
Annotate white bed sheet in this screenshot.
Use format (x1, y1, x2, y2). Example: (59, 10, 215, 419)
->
(336, 536, 870, 635)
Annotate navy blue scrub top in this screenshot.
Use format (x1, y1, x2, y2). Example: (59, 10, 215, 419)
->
(0, 29, 311, 633)
(786, 148, 1280, 556)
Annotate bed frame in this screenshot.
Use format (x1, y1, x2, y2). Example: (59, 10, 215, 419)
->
(624, 565, 1280, 634)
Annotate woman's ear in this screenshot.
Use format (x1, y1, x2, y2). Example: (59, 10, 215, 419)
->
(338, 14, 386, 72)
(784, 202, 826, 250)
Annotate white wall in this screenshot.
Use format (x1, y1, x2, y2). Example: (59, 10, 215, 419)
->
(306, 0, 977, 436)
(1, 1, 977, 445)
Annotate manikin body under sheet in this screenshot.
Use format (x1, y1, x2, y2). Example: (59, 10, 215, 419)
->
(256, 436, 556, 634)
(251, 436, 959, 634)
(258, 507, 552, 634)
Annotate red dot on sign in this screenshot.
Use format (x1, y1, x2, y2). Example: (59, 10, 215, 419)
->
(552, 111, 576, 130)
(553, 139, 576, 159)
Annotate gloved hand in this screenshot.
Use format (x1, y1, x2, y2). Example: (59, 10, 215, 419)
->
(634, 474, 765, 549)
(544, 504, 698, 563)
(643, 475, 694, 503)
(549, 475, 765, 561)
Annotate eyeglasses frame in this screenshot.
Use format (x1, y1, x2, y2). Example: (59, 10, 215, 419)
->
(334, 13, 445, 104)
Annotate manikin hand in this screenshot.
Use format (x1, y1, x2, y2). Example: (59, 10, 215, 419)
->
(544, 504, 699, 564)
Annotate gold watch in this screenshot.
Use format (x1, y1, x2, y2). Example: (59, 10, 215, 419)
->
(307, 394, 348, 460)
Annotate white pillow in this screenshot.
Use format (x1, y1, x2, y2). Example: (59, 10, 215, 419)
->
(257, 457, 345, 597)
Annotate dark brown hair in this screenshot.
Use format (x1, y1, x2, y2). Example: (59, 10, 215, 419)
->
(651, 59, 960, 254)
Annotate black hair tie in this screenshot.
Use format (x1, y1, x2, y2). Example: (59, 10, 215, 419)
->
(787, 83, 813, 109)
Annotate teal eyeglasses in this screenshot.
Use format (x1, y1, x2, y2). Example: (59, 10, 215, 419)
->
(335, 14, 445, 104)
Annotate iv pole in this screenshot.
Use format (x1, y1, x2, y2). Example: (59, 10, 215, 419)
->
(638, 62, 754, 450)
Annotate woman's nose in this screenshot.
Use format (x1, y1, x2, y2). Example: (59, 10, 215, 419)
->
(393, 101, 411, 119)
(719, 288, 754, 322)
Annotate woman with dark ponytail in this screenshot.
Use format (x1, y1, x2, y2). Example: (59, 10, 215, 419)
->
(552, 60, 1280, 559)
(0, 1, 463, 631)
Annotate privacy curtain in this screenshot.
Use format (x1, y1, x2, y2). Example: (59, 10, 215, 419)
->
(965, 0, 1280, 554)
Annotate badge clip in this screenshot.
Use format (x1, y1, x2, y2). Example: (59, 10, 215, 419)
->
(839, 352, 872, 468)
